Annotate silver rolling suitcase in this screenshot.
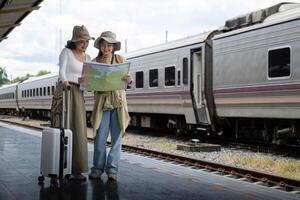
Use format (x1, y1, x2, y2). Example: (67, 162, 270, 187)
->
(38, 87, 72, 187)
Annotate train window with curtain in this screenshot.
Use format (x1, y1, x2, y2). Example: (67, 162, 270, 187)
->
(268, 47, 291, 78)
(183, 57, 188, 84)
(149, 69, 158, 87)
(165, 66, 175, 86)
(136, 71, 144, 88)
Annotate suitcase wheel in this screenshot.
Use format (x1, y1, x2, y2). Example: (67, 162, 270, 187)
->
(50, 178, 58, 187)
(38, 175, 44, 184)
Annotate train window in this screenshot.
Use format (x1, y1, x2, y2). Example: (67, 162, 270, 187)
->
(22, 91, 24, 97)
(177, 70, 181, 85)
(47, 86, 50, 95)
(40, 88, 42, 96)
(36, 88, 39, 96)
(33, 89, 35, 97)
(43, 87, 46, 96)
(52, 86, 55, 95)
(268, 47, 290, 78)
(149, 69, 158, 87)
(136, 71, 144, 88)
(183, 57, 188, 84)
(30, 89, 32, 97)
(27, 90, 29, 97)
(165, 66, 175, 86)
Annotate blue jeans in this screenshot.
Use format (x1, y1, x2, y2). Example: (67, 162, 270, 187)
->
(91, 109, 122, 175)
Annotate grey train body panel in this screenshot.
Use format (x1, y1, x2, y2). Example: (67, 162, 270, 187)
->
(0, 83, 18, 110)
(126, 32, 216, 126)
(213, 5, 300, 120)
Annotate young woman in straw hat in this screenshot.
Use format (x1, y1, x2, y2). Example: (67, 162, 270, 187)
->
(55, 25, 94, 181)
(89, 31, 133, 181)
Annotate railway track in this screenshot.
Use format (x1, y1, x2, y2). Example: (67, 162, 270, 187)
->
(0, 118, 300, 193)
(129, 127, 300, 158)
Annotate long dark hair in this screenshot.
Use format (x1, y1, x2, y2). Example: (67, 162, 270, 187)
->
(65, 40, 76, 50)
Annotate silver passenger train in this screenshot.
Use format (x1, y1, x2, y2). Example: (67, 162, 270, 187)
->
(1, 3, 300, 145)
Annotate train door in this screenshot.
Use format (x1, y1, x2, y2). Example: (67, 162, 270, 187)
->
(191, 47, 210, 125)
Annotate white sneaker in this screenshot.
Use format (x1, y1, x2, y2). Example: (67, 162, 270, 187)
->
(89, 171, 101, 179)
(108, 173, 117, 181)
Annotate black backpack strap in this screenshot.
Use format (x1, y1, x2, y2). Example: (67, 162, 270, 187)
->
(111, 53, 115, 64)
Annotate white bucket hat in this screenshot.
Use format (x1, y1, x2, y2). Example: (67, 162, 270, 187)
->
(94, 31, 121, 51)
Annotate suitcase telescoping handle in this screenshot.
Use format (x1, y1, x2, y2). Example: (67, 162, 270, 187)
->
(61, 86, 71, 129)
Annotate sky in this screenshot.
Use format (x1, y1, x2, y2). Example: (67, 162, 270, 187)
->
(0, 0, 299, 79)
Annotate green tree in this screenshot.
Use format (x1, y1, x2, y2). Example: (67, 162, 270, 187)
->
(10, 70, 51, 84)
(10, 73, 32, 84)
(36, 70, 50, 76)
(0, 67, 9, 86)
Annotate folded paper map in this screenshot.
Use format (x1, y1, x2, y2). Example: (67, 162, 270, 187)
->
(80, 62, 130, 91)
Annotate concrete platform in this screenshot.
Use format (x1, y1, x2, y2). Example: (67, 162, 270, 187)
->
(0, 122, 299, 200)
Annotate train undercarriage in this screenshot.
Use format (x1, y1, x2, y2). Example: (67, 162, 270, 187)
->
(128, 112, 300, 146)
(226, 118, 300, 146)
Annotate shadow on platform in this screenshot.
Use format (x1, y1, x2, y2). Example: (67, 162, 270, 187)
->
(39, 179, 119, 200)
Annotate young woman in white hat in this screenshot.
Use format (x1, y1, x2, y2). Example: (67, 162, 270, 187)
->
(54, 25, 94, 181)
(89, 31, 132, 181)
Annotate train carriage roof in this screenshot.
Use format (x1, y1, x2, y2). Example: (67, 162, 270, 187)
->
(126, 31, 215, 59)
(0, 0, 44, 43)
(214, 2, 300, 39)
(20, 73, 58, 84)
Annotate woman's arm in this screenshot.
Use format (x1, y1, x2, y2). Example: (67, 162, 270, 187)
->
(59, 48, 69, 87)
(118, 55, 133, 85)
(122, 74, 133, 85)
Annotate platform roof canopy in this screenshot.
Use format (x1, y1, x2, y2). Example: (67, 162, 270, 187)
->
(0, 0, 44, 43)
